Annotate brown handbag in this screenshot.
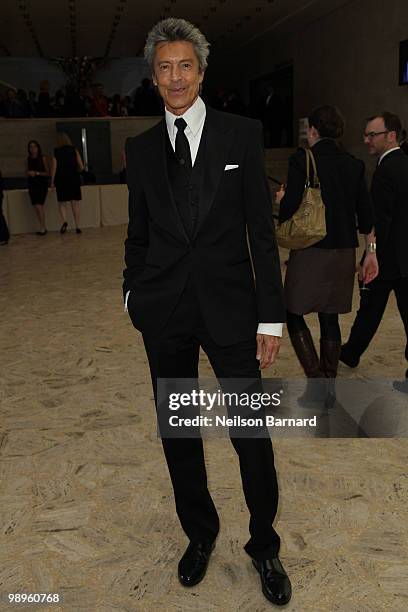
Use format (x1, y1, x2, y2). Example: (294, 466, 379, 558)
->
(276, 147, 326, 250)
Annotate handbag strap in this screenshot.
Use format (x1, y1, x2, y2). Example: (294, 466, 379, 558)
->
(305, 147, 310, 187)
(305, 148, 320, 188)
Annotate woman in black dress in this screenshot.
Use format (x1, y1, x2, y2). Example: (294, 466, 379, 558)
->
(26, 140, 49, 235)
(50, 132, 84, 234)
(276, 106, 379, 391)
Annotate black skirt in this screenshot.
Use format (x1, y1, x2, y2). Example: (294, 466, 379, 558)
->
(28, 177, 48, 205)
(54, 145, 82, 202)
(55, 175, 82, 202)
(284, 247, 356, 314)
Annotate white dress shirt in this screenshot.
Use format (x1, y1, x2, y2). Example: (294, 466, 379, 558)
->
(125, 96, 283, 337)
(165, 95, 206, 165)
(378, 146, 400, 165)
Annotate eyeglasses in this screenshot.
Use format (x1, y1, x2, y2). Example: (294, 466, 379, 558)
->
(364, 130, 389, 140)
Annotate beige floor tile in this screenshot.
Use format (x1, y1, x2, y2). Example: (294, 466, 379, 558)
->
(0, 226, 407, 612)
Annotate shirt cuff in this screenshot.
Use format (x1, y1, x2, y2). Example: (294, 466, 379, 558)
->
(124, 290, 130, 312)
(257, 323, 283, 337)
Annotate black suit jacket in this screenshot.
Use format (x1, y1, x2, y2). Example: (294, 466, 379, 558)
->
(372, 149, 408, 279)
(279, 139, 373, 248)
(123, 107, 285, 346)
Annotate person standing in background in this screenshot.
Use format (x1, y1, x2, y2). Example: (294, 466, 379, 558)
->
(16, 90, 30, 117)
(37, 80, 52, 118)
(28, 91, 37, 117)
(26, 140, 49, 236)
(109, 94, 122, 117)
(54, 90, 66, 116)
(341, 112, 408, 393)
(133, 78, 163, 116)
(276, 106, 378, 401)
(0, 170, 10, 245)
(51, 132, 84, 234)
(3, 88, 25, 118)
(90, 83, 109, 117)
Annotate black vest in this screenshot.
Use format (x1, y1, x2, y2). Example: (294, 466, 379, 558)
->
(166, 125, 206, 239)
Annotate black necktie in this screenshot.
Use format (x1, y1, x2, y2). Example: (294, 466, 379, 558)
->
(174, 117, 192, 172)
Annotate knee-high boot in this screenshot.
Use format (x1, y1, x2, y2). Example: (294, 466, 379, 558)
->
(319, 340, 341, 408)
(289, 329, 323, 378)
(289, 329, 325, 405)
(319, 340, 341, 378)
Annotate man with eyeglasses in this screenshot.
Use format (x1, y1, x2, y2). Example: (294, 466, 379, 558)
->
(341, 111, 408, 392)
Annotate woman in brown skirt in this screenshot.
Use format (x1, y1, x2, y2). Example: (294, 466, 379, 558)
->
(276, 106, 378, 388)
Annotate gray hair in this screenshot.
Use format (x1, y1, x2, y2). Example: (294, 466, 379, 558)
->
(144, 18, 210, 73)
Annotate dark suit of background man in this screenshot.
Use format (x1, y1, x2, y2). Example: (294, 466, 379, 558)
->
(123, 18, 291, 606)
(341, 112, 408, 393)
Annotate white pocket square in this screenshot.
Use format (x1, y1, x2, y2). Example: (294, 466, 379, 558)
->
(224, 164, 239, 171)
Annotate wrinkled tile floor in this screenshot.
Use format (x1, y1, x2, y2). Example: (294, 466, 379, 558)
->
(0, 226, 407, 612)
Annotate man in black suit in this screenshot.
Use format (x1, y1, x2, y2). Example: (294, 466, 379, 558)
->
(341, 112, 408, 392)
(123, 18, 291, 606)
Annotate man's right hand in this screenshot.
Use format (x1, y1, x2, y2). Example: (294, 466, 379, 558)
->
(256, 334, 281, 369)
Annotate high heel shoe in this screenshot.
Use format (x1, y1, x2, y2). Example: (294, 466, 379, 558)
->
(60, 222, 68, 234)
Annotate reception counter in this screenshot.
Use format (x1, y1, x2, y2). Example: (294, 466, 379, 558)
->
(3, 184, 129, 234)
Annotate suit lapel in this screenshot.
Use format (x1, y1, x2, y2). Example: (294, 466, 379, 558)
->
(196, 108, 234, 235)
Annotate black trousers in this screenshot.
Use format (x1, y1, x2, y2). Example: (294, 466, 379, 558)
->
(345, 276, 408, 367)
(142, 281, 280, 560)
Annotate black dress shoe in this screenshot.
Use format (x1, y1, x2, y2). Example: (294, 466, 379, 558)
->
(60, 222, 68, 234)
(252, 557, 292, 606)
(339, 345, 360, 368)
(76, 227, 82, 234)
(36, 230, 47, 236)
(178, 541, 215, 587)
